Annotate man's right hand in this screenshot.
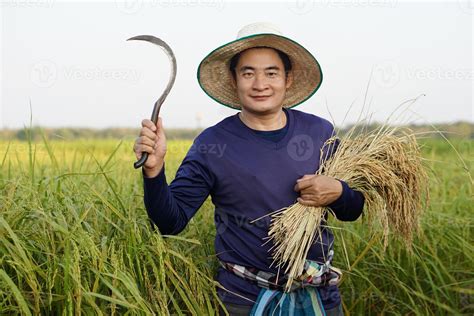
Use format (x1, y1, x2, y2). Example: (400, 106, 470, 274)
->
(133, 117, 167, 178)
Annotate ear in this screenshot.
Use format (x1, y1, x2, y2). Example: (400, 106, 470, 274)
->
(285, 71, 293, 89)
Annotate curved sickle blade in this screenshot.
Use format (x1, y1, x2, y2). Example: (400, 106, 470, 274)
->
(128, 35, 177, 169)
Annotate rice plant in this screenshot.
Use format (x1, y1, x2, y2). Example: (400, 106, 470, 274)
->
(0, 130, 472, 314)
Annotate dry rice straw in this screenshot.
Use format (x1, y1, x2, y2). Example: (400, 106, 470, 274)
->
(267, 124, 429, 291)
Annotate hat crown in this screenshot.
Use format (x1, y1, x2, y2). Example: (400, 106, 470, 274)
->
(236, 22, 282, 39)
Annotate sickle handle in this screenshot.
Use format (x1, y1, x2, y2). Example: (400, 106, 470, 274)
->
(133, 153, 148, 169)
(134, 99, 164, 169)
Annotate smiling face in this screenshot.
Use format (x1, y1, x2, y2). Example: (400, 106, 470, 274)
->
(232, 47, 293, 115)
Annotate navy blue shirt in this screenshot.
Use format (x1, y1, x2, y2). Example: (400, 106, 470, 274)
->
(250, 109, 290, 143)
(143, 108, 364, 309)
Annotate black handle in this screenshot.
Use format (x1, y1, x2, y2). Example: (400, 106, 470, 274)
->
(134, 152, 148, 169)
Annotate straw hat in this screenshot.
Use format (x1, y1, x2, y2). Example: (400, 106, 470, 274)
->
(197, 22, 323, 110)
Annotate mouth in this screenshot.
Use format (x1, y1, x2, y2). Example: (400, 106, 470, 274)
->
(251, 95, 271, 101)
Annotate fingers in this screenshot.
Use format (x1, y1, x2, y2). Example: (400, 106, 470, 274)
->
(142, 117, 165, 138)
(134, 117, 166, 162)
(297, 197, 316, 206)
(294, 178, 314, 192)
(134, 136, 155, 156)
(141, 119, 157, 132)
(140, 119, 157, 144)
(138, 135, 155, 148)
(300, 194, 313, 200)
(294, 174, 317, 191)
(297, 174, 315, 182)
(134, 143, 153, 158)
(297, 195, 324, 207)
(140, 126, 157, 141)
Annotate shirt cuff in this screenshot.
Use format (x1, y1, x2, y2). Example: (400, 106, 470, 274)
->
(327, 179, 349, 209)
(327, 179, 364, 221)
(142, 163, 166, 185)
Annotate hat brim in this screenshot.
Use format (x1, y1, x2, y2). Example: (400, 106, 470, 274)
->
(197, 33, 323, 110)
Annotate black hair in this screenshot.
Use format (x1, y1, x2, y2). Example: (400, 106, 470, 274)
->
(229, 47, 292, 80)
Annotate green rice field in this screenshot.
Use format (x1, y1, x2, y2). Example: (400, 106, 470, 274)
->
(0, 135, 472, 315)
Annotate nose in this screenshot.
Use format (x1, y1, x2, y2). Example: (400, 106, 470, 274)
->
(252, 72, 268, 91)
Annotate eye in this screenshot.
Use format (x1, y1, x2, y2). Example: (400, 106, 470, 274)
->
(242, 72, 253, 78)
(267, 72, 278, 77)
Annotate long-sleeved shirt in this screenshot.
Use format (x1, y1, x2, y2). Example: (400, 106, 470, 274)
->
(143, 107, 364, 310)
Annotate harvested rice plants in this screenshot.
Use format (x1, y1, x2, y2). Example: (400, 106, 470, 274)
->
(0, 135, 472, 315)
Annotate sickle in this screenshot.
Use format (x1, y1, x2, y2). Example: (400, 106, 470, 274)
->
(127, 35, 177, 169)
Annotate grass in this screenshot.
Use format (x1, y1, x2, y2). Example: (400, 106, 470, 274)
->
(0, 138, 223, 315)
(0, 135, 472, 315)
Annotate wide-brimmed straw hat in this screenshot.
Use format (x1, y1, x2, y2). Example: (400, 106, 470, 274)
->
(197, 22, 323, 110)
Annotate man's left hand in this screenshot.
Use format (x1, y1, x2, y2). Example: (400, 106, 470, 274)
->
(293, 174, 343, 207)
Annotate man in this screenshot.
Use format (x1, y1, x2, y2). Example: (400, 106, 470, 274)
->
(133, 22, 364, 316)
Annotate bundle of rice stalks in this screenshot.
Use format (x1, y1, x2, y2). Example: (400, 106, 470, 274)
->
(267, 124, 429, 291)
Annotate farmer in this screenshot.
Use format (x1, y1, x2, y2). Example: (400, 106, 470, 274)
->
(133, 22, 364, 316)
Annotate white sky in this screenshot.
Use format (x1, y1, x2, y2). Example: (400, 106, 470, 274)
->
(1, 0, 472, 129)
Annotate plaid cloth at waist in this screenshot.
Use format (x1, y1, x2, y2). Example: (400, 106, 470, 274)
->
(219, 250, 342, 292)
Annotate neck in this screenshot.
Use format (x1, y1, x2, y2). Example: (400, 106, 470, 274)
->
(239, 108, 287, 131)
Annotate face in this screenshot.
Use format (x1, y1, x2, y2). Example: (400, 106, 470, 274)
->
(232, 48, 292, 114)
